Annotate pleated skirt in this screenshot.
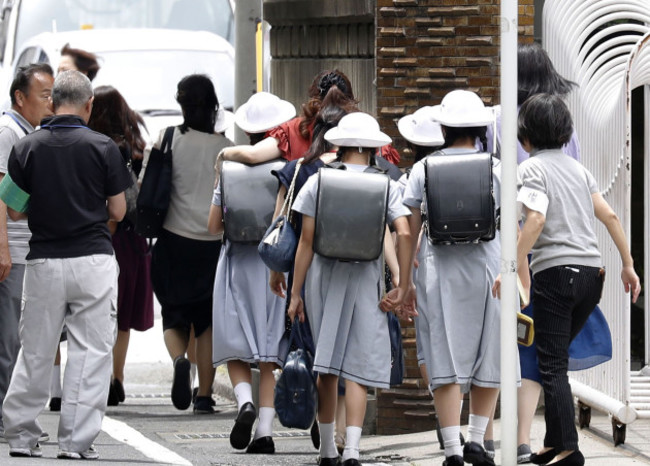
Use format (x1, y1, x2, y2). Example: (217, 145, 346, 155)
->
(212, 241, 287, 366)
(304, 254, 391, 389)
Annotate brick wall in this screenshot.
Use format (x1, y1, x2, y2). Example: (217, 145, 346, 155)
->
(376, 0, 535, 166)
(375, 0, 534, 435)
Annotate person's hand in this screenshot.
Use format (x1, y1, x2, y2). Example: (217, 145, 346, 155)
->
(269, 270, 287, 298)
(287, 292, 305, 323)
(492, 274, 502, 299)
(621, 265, 641, 303)
(397, 283, 418, 321)
(0, 242, 11, 282)
(380, 287, 403, 313)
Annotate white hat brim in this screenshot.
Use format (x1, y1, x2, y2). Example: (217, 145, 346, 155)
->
(324, 127, 392, 148)
(430, 105, 494, 127)
(397, 116, 445, 146)
(214, 108, 235, 133)
(234, 99, 296, 134)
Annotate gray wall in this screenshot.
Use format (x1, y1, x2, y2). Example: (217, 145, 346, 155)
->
(263, 0, 376, 115)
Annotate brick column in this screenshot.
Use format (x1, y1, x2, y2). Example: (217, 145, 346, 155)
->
(375, 0, 534, 435)
(376, 0, 535, 167)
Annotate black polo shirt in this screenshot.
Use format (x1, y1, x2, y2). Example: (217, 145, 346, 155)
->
(8, 114, 132, 259)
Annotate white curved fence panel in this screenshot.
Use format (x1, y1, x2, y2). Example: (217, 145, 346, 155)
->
(543, 0, 650, 421)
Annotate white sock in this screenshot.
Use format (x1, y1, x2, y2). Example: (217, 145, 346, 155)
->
(190, 363, 198, 388)
(319, 422, 338, 459)
(467, 414, 489, 446)
(50, 365, 62, 397)
(253, 407, 275, 440)
(441, 425, 463, 458)
(342, 426, 362, 461)
(233, 382, 253, 411)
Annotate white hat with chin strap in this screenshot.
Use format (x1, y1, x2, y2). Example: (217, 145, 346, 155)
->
(324, 112, 391, 148)
(430, 90, 494, 127)
(234, 91, 296, 133)
(397, 106, 445, 146)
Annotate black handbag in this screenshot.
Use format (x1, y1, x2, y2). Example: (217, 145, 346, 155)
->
(388, 312, 405, 386)
(135, 126, 174, 238)
(274, 317, 318, 430)
(258, 159, 302, 272)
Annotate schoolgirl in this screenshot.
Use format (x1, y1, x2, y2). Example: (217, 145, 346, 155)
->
(503, 94, 640, 466)
(402, 90, 513, 466)
(288, 112, 414, 466)
(488, 43, 613, 464)
(208, 91, 295, 454)
(220, 69, 401, 166)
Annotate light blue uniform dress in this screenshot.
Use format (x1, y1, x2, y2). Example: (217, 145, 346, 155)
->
(402, 149, 515, 392)
(211, 183, 287, 367)
(292, 164, 410, 389)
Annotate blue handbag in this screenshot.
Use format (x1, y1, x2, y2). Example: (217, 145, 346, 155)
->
(274, 316, 318, 430)
(258, 159, 302, 272)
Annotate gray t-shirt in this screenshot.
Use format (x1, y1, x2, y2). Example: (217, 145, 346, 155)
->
(0, 111, 34, 264)
(517, 149, 601, 274)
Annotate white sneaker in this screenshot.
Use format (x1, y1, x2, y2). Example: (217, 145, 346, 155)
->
(9, 442, 43, 457)
(39, 431, 50, 442)
(57, 445, 100, 460)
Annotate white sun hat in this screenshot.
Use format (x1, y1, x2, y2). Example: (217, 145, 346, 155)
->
(234, 91, 296, 133)
(324, 112, 391, 148)
(430, 90, 494, 127)
(397, 106, 445, 146)
(214, 107, 235, 133)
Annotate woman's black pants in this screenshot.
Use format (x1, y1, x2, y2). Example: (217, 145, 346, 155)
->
(533, 264, 604, 451)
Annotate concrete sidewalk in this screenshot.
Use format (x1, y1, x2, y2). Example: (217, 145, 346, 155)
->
(358, 411, 650, 465)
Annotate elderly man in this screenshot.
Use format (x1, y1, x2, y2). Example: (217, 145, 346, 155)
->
(0, 63, 54, 444)
(1, 70, 132, 460)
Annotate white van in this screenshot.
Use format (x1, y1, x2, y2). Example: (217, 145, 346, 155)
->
(0, 0, 236, 137)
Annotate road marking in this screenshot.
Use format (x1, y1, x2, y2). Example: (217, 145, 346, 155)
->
(102, 415, 192, 466)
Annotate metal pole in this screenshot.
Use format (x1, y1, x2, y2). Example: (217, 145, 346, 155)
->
(234, 0, 262, 144)
(499, 1, 519, 465)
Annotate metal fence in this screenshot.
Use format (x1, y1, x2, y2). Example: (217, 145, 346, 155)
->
(543, 0, 650, 440)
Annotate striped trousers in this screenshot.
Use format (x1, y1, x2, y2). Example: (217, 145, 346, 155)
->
(533, 264, 604, 451)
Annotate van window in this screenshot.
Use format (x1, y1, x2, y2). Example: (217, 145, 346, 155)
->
(14, 0, 234, 58)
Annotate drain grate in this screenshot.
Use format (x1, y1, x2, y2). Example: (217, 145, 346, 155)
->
(175, 431, 310, 440)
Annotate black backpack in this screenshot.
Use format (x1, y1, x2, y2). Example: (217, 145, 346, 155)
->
(135, 126, 174, 238)
(424, 151, 496, 244)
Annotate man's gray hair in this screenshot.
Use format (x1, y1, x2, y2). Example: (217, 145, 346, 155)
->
(52, 70, 93, 110)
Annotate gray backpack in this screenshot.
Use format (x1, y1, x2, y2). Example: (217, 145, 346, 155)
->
(313, 164, 390, 261)
(221, 159, 286, 243)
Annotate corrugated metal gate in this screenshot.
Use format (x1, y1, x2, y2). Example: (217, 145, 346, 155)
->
(543, 0, 650, 444)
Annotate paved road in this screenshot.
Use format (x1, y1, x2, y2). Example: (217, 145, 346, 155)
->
(2, 307, 650, 465)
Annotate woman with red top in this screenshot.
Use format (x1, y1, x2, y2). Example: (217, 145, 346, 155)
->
(220, 70, 400, 165)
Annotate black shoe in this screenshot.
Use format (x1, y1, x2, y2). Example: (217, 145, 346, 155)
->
(341, 459, 360, 466)
(246, 436, 275, 454)
(114, 378, 125, 402)
(463, 441, 496, 466)
(530, 448, 557, 465)
(230, 402, 256, 450)
(549, 451, 584, 466)
(310, 421, 320, 449)
(443, 456, 464, 466)
(49, 397, 61, 412)
(107, 381, 119, 406)
(171, 357, 192, 410)
(193, 396, 216, 414)
(318, 457, 340, 466)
